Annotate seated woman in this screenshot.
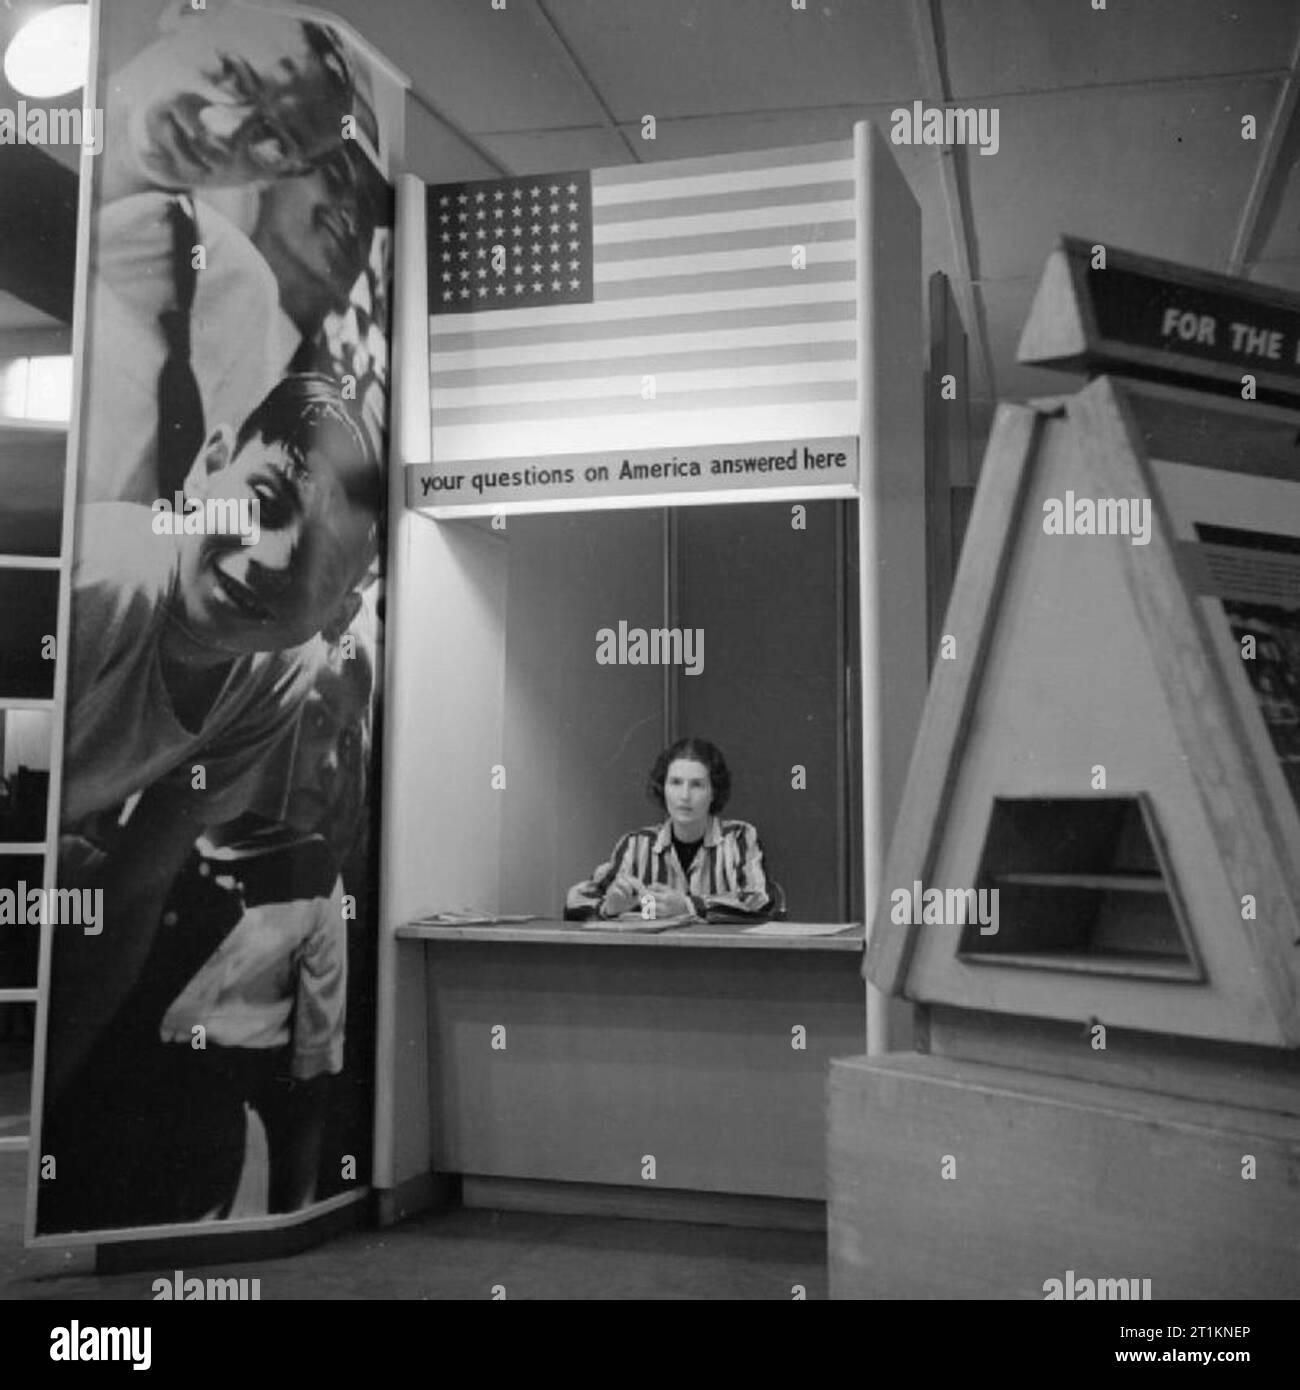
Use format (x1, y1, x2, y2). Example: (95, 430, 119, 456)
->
(565, 737, 772, 923)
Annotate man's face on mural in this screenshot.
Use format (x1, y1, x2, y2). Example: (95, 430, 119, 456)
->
(255, 150, 377, 310)
(113, 10, 350, 193)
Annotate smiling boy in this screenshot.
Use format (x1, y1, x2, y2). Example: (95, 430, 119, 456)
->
(64, 373, 379, 829)
(47, 373, 380, 1106)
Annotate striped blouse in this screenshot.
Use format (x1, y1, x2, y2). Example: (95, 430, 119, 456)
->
(565, 816, 771, 922)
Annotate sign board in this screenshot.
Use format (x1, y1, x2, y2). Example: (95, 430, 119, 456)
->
(406, 436, 858, 513)
(1018, 236, 1300, 406)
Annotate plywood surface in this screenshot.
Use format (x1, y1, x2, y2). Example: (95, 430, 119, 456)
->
(873, 380, 1300, 1046)
(927, 1004, 1300, 1118)
(426, 942, 863, 1199)
(829, 1053, 1300, 1299)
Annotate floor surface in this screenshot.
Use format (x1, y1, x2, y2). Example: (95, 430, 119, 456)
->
(0, 1152, 827, 1300)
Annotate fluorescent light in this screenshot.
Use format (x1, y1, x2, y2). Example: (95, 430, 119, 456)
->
(4, 4, 90, 99)
(25, 354, 73, 420)
(0, 358, 29, 418)
(0, 355, 72, 422)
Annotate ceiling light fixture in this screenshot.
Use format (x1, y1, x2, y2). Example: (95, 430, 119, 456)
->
(4, 4, 91, 100)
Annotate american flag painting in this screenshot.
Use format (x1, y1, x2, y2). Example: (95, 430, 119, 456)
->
(426, 140, 859, 466)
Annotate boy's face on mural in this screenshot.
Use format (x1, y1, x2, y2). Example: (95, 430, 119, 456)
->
(283, 645, 371, 837)
(116, 11, 348, 192)
(175, 425, 378, 655)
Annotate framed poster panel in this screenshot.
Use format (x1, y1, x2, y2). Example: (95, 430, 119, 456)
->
(29, 0, 407, 1245)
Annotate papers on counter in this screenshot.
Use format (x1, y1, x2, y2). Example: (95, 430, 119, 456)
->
(413, 910, 539, 926)
(582, 911, 697, 932)
(742, 921, 860, 937)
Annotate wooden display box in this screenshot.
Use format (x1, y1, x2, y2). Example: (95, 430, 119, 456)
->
(831, 242, 1300, 1299)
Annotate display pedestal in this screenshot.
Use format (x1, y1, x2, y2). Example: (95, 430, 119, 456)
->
(829, 1050, 1300, 1300)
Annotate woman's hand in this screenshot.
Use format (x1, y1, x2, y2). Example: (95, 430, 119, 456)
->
(601, 873, 643, 918)
(648, 883, 693, 918)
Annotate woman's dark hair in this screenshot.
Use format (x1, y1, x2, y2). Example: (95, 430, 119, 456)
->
(648, 737, 730, 815)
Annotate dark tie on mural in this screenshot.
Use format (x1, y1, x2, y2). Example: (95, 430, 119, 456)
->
(157, 195, 205, 495)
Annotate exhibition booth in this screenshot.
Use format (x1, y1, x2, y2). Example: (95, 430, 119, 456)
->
(373, 124, 927, 1222)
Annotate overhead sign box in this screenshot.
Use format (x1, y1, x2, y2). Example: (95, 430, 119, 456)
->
(1018, 236, 1300, 407)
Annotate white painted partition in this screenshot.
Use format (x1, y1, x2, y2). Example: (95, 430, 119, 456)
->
(375, 177, 514, 1201)
(856, 122, 924, 1055)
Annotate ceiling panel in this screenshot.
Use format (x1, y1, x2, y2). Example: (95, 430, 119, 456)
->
(978, 273, 1085, 404)
(1253, 146, 1300, 264)
(607, 106, 958, 323)
(547, 0, 924, 122)
(942, 0, 1298, 98)
(966, 79, 1279, 282)
(479, 125, 631, 177)
(404, 98, 504, 183)
(609, 105, 891, 161)
(912, 167, 965, 299)
(316, 0, 608, 133)
(0, 289, 63, 335)
(1249, 258, 1300, 293)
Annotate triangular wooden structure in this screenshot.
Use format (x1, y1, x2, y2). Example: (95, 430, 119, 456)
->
(1015, 244, 1089, 368)
(866, 373, 1300, 1046)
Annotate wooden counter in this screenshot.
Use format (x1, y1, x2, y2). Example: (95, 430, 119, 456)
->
(396, 918, 863, 952)
(397, 919, 866, 1214)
